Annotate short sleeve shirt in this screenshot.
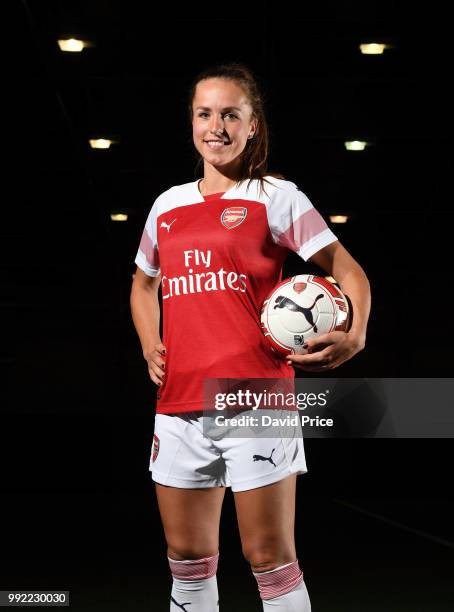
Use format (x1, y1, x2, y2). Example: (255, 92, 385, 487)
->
(135, 176, 338, 414)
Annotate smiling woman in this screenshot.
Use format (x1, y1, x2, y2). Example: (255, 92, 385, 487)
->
(192, 78, 258, 194)
(130, 61, 370, 612)
(187, 64, 286, 197)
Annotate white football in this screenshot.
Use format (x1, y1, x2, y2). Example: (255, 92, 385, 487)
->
(260, 274, 351, 356)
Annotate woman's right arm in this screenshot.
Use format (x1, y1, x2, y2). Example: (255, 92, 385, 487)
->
(130, 267, 166, 386)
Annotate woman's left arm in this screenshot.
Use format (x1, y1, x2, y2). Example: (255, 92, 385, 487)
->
(286, 240, 371, 371)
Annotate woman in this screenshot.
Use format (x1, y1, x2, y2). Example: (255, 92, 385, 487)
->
(130, 63, 371, 611)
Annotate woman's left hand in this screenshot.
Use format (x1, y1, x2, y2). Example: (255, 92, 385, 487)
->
(286, 331, 365, 372)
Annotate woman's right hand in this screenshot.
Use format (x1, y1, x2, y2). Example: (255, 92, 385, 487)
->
(143, 342, 167, 387)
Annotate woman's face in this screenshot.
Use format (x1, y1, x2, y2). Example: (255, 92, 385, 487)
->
(192, 78, 257, 170)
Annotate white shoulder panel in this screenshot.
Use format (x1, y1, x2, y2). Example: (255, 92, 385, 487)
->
(264, 178, 339, 262)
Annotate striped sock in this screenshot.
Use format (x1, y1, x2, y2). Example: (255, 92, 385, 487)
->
(168, 552, 219, 611)
(253, 559, 311, 611)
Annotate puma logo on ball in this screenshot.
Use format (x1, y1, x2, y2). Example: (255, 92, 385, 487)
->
(274, 294, 324, 333)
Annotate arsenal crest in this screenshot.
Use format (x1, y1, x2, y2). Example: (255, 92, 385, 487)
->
(293, 282, 307, 294)
(220, 207, 247, 229)
(152, 434, 160, 462)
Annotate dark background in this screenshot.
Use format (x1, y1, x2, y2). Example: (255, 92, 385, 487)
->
(2, 1, 453, 610)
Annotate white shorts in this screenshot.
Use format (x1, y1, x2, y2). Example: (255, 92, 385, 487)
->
(150, 410, 308, 492)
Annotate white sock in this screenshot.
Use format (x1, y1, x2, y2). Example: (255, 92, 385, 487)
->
(253, 560, 311, 611)
(170, 575, 219, 611)
(169, 552, 219, 611)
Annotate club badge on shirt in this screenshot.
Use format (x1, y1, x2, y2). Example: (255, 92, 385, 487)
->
(220, 207, 247, 229)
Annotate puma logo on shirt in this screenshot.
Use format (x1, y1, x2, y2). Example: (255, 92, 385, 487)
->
(161, 219, 177, 232)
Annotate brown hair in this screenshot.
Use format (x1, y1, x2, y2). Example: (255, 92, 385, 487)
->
(187, 62, 285, 198)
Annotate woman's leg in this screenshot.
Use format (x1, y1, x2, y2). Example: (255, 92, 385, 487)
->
(155, 483, 226, 611)
(234, 475, 311, 611)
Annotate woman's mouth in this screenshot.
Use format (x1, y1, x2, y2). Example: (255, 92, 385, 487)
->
(204, 140, 230, 150)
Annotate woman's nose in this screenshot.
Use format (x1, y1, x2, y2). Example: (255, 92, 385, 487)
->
(210, 117, 224, 134)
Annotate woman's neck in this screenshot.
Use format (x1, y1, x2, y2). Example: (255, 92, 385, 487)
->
(200, 162, 243, 195)
(199, 177, 238, 196)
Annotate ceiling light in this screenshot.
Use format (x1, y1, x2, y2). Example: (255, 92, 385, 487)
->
(89, 139, 113, 149)
(359, 43, 389, 55)
(344, 141, 368, 151)
(111, 213, 128, 222)
(58, 38, 91, 52)
(329, 215, 349, 224)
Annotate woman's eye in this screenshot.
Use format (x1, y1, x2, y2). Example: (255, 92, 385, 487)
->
(198, 113, 237, 119)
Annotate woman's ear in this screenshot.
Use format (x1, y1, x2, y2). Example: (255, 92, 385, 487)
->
(249, 122, 258, 139)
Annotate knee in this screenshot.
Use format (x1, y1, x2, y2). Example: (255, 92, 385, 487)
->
(242, 543, 296, 573)
(168, 545, 219, 561)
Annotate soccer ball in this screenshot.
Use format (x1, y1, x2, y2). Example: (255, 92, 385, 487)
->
(260, 274, 351, 357)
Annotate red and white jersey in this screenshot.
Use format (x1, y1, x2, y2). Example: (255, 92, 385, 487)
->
(135, 176, 338, 414)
